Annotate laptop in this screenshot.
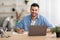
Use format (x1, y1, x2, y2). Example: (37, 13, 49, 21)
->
(28, 25, 47, 36)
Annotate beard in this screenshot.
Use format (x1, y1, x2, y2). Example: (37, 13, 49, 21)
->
(31, 13, 38, 17)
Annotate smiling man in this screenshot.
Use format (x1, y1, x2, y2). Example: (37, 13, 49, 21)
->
(16, 3, 52, 34)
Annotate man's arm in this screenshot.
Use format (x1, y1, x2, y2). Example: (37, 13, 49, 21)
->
(15, 18, 25, 34)
(42, 17, 53, 33)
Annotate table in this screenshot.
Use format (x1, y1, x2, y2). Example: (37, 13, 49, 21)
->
(0, 32, 60, 40)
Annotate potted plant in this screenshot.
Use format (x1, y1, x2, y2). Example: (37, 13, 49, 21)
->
(51, 26, 60, 38)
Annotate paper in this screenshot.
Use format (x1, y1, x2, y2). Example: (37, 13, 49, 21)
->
(12, 31, 28, 35)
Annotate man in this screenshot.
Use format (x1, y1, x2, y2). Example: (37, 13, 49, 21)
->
(16, 3, 52, 34)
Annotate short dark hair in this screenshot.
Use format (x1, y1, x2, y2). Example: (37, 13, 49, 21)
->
(31, 3, 39, 8)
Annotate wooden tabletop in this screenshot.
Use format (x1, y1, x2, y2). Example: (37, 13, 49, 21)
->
(0, 32, 60, 40)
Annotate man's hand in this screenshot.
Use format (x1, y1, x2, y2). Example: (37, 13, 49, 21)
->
(15, 28, 24, 34)
(47, 28, 51, 33)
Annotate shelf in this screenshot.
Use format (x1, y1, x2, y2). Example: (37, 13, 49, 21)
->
(0, 4, 16, 7)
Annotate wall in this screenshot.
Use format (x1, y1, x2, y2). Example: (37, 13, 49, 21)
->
(38, 0, 60, 26)
(51, 0, 60, 26)
(0, 0, 16, 12)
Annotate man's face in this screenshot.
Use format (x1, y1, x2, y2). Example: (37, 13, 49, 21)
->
(30, 6, 39, 17)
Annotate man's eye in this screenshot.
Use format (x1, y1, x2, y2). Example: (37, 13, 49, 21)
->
(32, 9, 34, 11)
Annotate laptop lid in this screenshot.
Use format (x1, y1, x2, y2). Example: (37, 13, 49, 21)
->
(28, 25, 47, 36)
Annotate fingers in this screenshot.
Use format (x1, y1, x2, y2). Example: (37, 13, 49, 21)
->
(15, 28, 24, 34)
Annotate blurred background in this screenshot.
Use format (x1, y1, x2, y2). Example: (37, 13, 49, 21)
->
(0, 0, 60, 26)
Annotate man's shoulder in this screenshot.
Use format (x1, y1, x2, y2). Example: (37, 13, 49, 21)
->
(23, 15, 30, 20)
(38, 14, 45, 19)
